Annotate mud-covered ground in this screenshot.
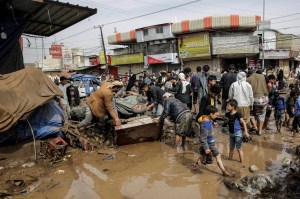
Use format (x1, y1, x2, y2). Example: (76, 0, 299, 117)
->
(0, 117, 299, 199)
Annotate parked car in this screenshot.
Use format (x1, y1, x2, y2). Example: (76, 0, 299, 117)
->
(71, 74, 100, 98)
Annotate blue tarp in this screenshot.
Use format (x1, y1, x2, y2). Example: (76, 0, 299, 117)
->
(0, 100, 65, 144)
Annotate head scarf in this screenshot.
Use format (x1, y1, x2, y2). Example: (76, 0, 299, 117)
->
(178, 73, 190, 94)
(237, 72, 247, 84)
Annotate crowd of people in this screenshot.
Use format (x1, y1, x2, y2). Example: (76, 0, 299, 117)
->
(55, 64, 298, 176)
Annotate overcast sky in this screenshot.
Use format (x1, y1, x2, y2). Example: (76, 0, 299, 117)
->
(23, 0, 300, 63)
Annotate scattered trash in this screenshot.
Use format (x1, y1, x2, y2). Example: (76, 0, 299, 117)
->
(103, 155, 115, 161)
(0, 166, 4, 170)
(128, 154, 136, 157)
(103, 168, 110, 173)
(1, 175, 40, 196)
(22, 162, 36, 168)
(282, 157, 292, 167)
(224, 174, 277, 195)
(40, 137, 68, 161)
(14, 180, 24, 187)
(20, 180, 41, 194)
(249, 165, 259, 173)
(55, 170, 65, 174)
(224, 179, 238, 189)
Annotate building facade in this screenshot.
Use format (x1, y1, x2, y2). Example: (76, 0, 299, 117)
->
(107, 15, 299, 75)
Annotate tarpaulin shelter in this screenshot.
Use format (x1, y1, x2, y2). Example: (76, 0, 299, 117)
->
(0, 0, 97, 74)
(0, 67, 63, 132)
(0, 100, 65, 144)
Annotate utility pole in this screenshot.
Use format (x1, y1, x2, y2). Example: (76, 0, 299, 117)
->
(95, 25, 108, 74)
(262, 0, 265, 70)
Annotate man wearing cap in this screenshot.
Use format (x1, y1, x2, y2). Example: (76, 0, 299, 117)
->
(78, 81, 123, 129)
(157, 70, 168, 88)
(153, 93, 192, 150)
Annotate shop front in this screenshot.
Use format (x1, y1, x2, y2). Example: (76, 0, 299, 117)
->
(262, 50, 299, 78)
(177, 32, 212, 72)
(108, 53, 144, 77)
(144, 53, 180, 75)
(212, 35, 259, 71)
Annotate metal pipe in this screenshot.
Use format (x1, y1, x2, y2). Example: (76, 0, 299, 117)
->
(26, 119, 37, 163)
(99, 25, 108, 74)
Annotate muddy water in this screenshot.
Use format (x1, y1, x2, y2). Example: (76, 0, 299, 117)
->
(0, 120, 299, 199)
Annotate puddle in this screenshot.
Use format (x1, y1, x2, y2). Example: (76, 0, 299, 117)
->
(1, 118, 299, 199)
(64, 169, 101, 199)
(83, 163, 108, 181)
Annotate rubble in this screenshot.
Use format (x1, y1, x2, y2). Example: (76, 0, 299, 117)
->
(224, 173, 277, 195)
(249, 165, 259, 173)
(282, 157, 292, 167)
(21, 162, 36, 168)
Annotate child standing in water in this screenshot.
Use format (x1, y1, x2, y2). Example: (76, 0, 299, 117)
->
(195, 105, 230, 176)
(226, 99, 249, 164)
(272, 91, 287, 134)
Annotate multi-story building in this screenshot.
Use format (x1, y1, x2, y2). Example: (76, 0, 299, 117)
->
(172, 15, 261, 71)
(36, 43, 99, 76)
(108, 23, 180, 75)
(107, 15, 299, 75)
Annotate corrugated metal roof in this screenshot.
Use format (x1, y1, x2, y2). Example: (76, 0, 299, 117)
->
(0, 0, 97, 37)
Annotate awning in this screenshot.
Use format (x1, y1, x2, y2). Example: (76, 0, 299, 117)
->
(0, 0, 97, 37)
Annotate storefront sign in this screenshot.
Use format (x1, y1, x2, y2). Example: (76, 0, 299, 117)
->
(89, 56, 99, 66)
(49, 44, 62, 59)
(262, 50, 299, 59)
(110, 53, 143, 66)
(212, 36, 259, 55)
(99, 51, 106, 65)
(145, 53, 178, 64)
(258, 21, 271, 31)
(178, 33, 211, 59)
(262, 50, 290, 59)
(62, 47, 73, 65)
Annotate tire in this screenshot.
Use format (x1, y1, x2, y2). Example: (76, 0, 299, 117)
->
(131, 104, 147, 114)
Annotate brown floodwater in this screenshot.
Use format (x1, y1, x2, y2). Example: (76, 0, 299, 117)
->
(0, 119, 299, 199)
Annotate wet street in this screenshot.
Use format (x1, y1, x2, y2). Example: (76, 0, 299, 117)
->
(0, 118, 299, 199)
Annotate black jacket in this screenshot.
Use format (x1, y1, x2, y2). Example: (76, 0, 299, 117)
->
(220, 71, 237, 100)
(159, 96, 190, 123)
(66, 85, 80, 106)
(148, 85, 166, 105)
(172, 81, 192, 104)
(157, 76, 167, 88)
(198, 95, 218, 118)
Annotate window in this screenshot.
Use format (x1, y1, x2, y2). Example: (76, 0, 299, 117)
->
(156, 27, 163, 34)
(143, 29, 148, 36)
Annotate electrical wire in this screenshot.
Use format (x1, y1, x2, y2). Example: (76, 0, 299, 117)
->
(102, 0, 203, 26)
(268, 13, 300, 21)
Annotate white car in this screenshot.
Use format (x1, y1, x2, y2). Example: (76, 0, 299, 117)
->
(73, 80, 99, 98)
